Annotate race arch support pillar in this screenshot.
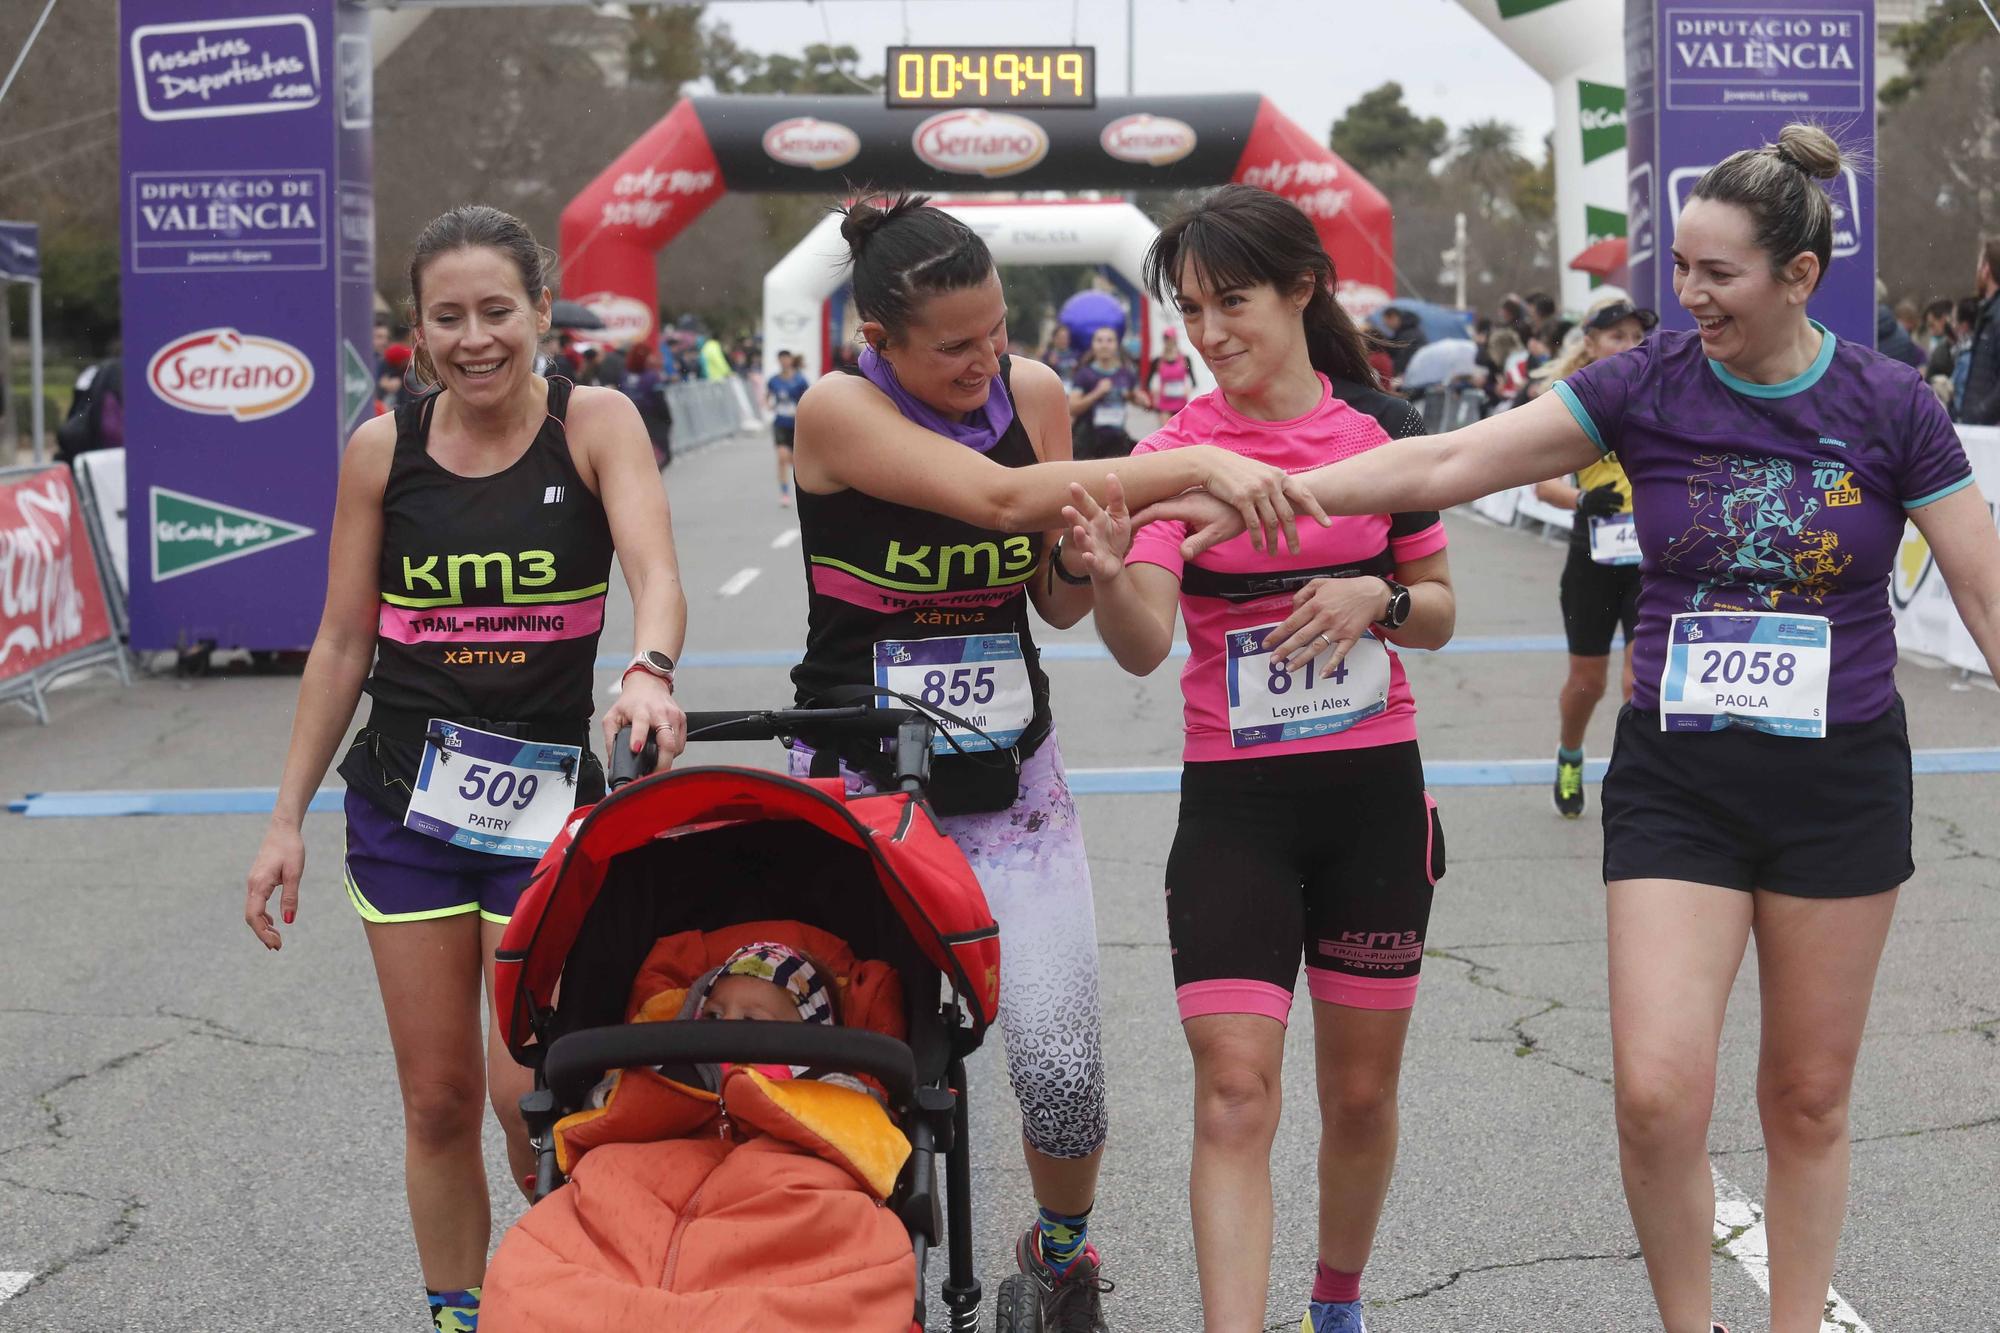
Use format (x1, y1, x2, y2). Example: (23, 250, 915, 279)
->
(1455, 0, 1627, 312)
(560, 95, 1395, 357)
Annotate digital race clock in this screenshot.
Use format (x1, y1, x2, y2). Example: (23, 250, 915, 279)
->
(885, 46, 1097, 110)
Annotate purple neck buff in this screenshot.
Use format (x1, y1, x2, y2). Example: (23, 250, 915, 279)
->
(856, 344, 1014, 453)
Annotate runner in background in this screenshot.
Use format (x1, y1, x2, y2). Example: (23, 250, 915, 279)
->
(790, 191, 1326, 1333)
(1068, 184, 1452, 1333)
(1528, 294, 1658, 817)
(1070, 326, 1151, 459)
(242, 206, 688, 1333)
(1146, 327, 1200, 418)
(1136, 125, 2000, 1333)
(1040, 322, 1081, 387)
(764, 349, 809, 506)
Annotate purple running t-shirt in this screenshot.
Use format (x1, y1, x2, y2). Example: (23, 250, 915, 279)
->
(1552, 323, 1973, 725)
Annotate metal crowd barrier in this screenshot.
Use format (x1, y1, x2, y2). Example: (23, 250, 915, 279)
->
(665, 380, 754, 453)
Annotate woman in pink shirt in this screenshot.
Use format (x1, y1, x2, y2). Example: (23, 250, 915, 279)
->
(1061, 185, 1456, 1333)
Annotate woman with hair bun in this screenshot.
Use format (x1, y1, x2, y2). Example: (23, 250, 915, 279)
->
(243, 205, 689, 1332)
(1139, 124, 2000, 1333)
(789, 191, 1326, 1331)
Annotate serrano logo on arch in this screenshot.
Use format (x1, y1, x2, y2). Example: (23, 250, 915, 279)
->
(762, 117, 862, 171)
(1099, 114, 1197, 166)
(570, 292, 656, 346)
(147, 328, 314, 422)
(913, 110, 1048, 178)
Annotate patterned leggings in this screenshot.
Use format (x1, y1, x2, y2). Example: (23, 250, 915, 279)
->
(790, 735, 1109, 1159)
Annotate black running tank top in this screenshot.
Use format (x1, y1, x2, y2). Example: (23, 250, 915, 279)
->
(362, 378, 614, 725)
(792, 356, 1053, 751)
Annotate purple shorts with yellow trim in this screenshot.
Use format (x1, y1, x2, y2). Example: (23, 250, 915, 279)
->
(343, 789, 537, 925)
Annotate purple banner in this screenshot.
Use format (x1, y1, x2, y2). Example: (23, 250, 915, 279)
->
(1625, 0, 1873, 347)
(120, 0, 372, 651)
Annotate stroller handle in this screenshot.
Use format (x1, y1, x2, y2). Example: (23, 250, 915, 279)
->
(609, 706, 937, 790)
(543, 1020, 920, 1109)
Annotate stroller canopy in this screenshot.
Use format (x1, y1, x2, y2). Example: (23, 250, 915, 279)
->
(496, 767, 1002, 1059)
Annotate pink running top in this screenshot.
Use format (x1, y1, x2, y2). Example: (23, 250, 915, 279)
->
(1127, 375, 1447, 763)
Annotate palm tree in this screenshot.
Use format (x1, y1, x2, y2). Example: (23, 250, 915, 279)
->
(1449, 120, 1532, 223)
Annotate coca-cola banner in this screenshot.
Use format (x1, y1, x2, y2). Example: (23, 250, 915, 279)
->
(1625, 0, 1874, 345)
(0, 467, 117, 693)
(560, 94, 1393, 345)
(119, 0, 374, 651)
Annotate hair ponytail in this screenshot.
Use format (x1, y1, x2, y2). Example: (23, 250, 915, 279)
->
(834, 190, 993, 344)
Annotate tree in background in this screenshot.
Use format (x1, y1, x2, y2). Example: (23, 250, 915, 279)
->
(1330, 83, 1448, 175)
(1876, 14, 1999, 309)
(1330, 83, 1556, 313)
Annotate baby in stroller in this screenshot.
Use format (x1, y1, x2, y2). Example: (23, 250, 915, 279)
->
(483, 924, 920, 1332)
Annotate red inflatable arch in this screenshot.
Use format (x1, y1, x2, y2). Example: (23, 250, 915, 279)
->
(559, 93, 1394, 345)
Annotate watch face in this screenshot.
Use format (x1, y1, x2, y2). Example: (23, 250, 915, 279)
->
(642, 651, 676, 673)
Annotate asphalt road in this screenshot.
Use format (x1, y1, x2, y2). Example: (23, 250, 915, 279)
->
(1, 425, 1994, 1331)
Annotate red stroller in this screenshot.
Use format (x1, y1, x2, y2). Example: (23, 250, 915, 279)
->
(489, 707, 1000, 1332)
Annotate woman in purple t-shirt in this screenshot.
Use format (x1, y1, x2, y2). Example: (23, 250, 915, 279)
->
(1139, 127, 2000, 1333)
(1069, 325, 1151, 460)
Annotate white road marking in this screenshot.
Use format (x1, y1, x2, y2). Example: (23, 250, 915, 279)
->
(1711, 1168, 1872, 1332)
(718, 567, 762, 597)
(0, 1272, 34, 1303)
(770, 528, 801, 550)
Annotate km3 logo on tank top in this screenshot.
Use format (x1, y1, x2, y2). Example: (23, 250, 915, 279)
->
(810, 533, 1038, 625)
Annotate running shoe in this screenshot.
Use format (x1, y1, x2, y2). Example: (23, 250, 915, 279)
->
(1553, 753, 1585, 819)
(1302, 1298, 1368, 1332)
(1014, 1225, 1113, 1332)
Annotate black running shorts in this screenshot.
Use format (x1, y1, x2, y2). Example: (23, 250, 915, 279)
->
(1166, 743, 1444, 1022)
(1601, 698, 1913, 897)
(1559, 543, 1639, 658)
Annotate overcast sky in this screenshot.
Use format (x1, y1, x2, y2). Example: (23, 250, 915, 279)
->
(699, 0, 1557, 153)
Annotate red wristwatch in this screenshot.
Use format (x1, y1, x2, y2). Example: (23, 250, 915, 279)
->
(621, 650, 677, 690)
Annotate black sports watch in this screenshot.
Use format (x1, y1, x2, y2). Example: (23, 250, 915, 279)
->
(1375, 577, 1412, 630)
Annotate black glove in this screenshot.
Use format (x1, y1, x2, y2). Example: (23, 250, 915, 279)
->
(1575, 482, 1624, 521)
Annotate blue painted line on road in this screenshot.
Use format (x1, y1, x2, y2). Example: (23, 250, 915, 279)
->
(594, 634, 1596, 671)
(15, 746, 2000, 814)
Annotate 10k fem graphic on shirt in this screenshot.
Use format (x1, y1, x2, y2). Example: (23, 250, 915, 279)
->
(1555, 324, 1972, 725)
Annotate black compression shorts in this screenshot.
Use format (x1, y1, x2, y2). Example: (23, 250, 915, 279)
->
(1166, 742, 1444, 1022)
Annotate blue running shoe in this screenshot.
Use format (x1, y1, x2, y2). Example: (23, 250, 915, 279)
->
(1302, 1299, 1367, 1333)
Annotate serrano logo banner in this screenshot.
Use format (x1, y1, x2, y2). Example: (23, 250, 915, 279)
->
(913, 110, 1049, 178)
(147, 328, 315, 422)
(571, 292, 656, 346)
(762, 117, 862, 170)
(1099, 114, 1198, 166)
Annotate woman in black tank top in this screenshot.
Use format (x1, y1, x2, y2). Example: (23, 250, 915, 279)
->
(790, 194, 1325, 1327)
(241, 207, 688, 1329)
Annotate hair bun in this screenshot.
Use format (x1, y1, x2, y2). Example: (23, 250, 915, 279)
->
(1774, 124, 1844, 181)
(839, 200, 891, 251)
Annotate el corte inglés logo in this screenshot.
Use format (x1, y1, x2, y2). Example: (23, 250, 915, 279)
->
(1099, 114, 1198, 166)
(913, 110, 1049, 178)
(762, 117, 862, 171)
(148, 327, 314, 422)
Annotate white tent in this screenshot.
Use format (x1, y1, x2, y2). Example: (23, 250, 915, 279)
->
(762, 198, 1175, 383)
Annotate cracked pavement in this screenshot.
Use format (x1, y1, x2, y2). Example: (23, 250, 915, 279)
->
(3, 437, 1996, 1330)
